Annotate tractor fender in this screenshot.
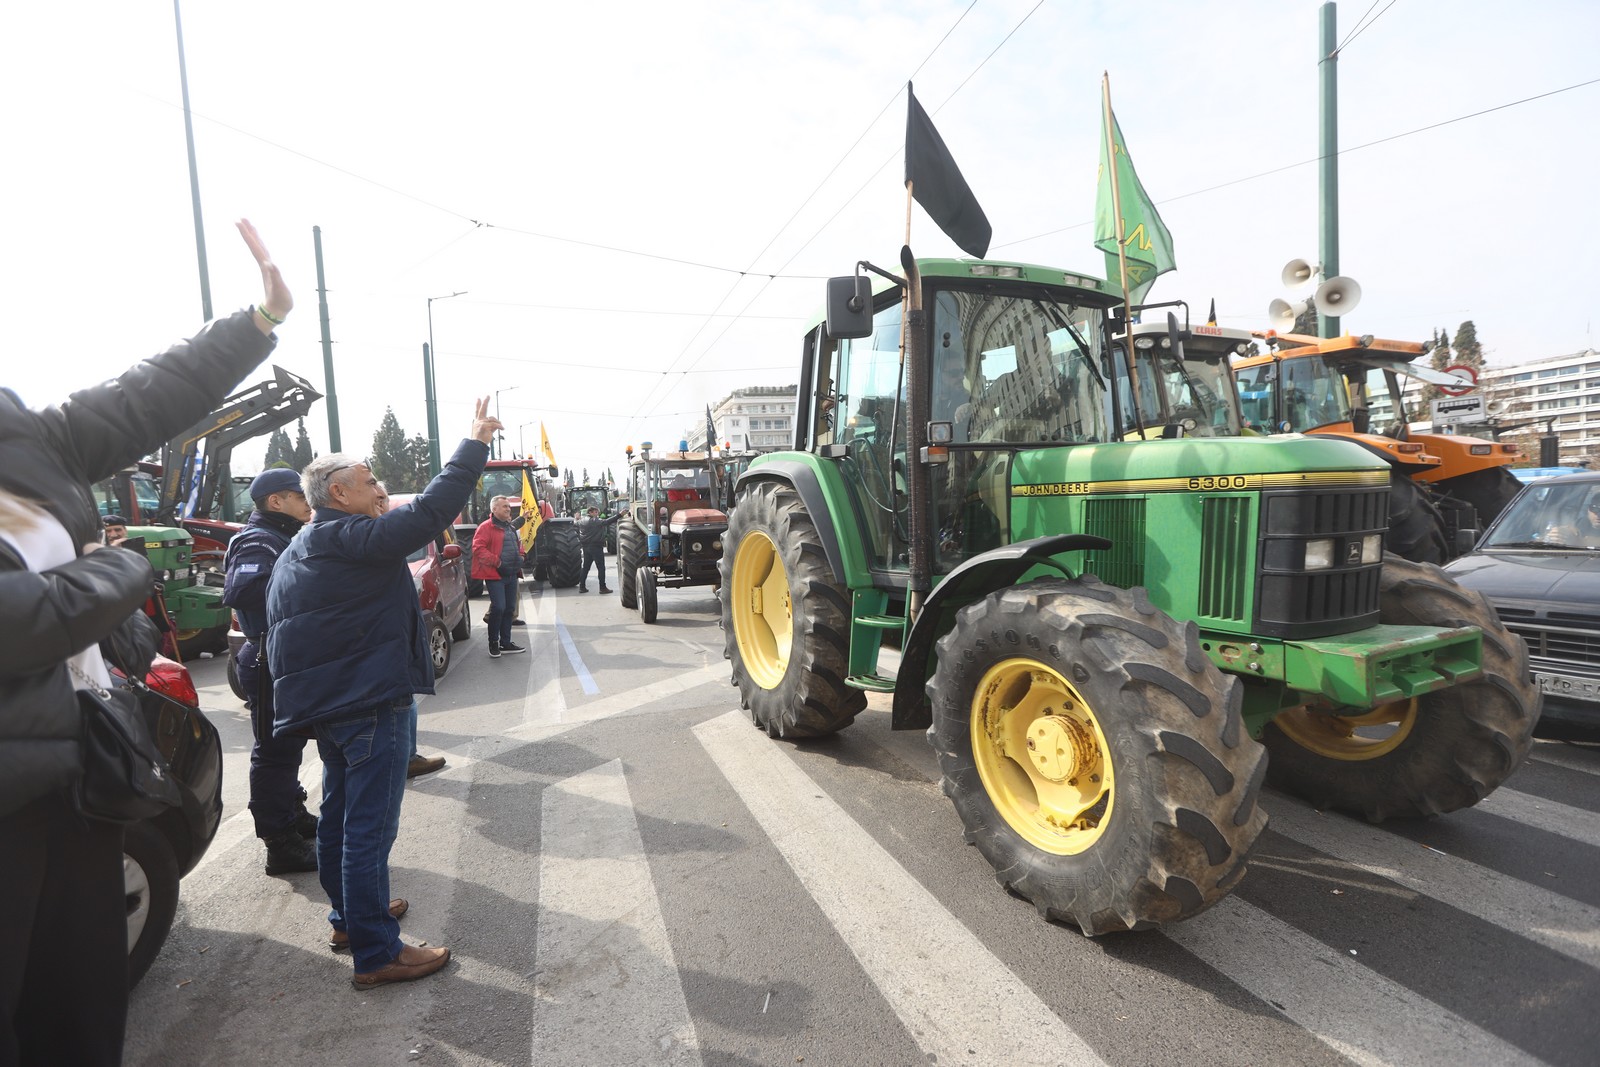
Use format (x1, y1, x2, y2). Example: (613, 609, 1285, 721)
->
(734, 460, 849, 585)
(1307, 432, 1432, 474)
(890, 534, 1111, 730)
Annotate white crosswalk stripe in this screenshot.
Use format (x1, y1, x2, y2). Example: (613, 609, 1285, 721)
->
(1475, 786, 1600, 849)
(533, 758, 701, 1065)
(1167, 895, 1544, 1067)
(694, 710, 1110, 1067)
(1266, 796, 1600, 970)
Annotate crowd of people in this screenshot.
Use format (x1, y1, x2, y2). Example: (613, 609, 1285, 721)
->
(0, 222, 507, 1063)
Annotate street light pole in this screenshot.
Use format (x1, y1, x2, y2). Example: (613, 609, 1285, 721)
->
(518, 420, 539, 460)
(493, 385, 522, 460)
(425, 290, 467, 476)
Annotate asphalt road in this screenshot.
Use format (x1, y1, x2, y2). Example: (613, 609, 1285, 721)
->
(125, 578, 1600, 1067)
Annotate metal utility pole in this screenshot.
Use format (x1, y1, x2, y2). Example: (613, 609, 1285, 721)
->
(426, 291, 466, 475)
(1318, 1, 1340, 339)
(173, 0, 212, 321)
(314, 226, 340, 451)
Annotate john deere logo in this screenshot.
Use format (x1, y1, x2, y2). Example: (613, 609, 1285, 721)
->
(1346, 541, 1362, 564)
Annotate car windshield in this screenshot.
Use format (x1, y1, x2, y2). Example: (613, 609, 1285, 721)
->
(1483, 481, 1600, 550)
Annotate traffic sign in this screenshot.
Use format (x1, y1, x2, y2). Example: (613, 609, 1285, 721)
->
(1432, 394, 1485, 424)
(1438, 364, 1478, 396)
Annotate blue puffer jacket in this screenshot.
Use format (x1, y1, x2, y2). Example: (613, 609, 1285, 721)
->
(265, 439, 488, 732)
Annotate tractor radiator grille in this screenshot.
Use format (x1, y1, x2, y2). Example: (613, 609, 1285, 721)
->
(1255, 487, 1387, 639)
(1082, 497, 1145, 589)
(1198, 496, 1250, 622)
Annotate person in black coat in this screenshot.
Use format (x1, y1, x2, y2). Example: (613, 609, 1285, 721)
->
(0, 220, 289, 1065)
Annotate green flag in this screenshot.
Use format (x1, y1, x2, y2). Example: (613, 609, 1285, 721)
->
(1094, 109, 1175, 305)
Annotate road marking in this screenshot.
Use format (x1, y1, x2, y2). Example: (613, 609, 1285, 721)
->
(693, 711, 1108, 1067)
(555, 617, 599, 695)
(521, 585, 569, 726)
(1528, 743, 1600, 777)
(511, 662, 728, 738)
(1166, 896, 1543, 1067)
(1476, 786, 1600, 849)
(1267, 797, 1600, 969)
(534, 759, 701, 1065)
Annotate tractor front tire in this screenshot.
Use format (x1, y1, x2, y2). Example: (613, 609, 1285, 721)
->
(1386, 472, 1449, 565)
(639, 567, 658, 624)
(1262, 554, 1538, 821)
(542, 523, 583, 589)
(618, 523, 642, 609)
(929, 577, 1267, 935)
(721, 480, 864, 738)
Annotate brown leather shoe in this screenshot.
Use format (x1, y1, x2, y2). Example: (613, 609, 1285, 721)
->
(328, 899, 410, 950)
(351, 944, 451, 989)
(407, 753, 446, 778)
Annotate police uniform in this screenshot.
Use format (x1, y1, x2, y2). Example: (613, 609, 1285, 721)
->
(222, 469, 316, 872)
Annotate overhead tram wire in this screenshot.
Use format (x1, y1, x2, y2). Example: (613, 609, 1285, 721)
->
(991, 74, 1600, 251)
(637, 0, 1048, 423)
(1335, 0, 1400, 54)
(1334, 0, 1385, 52)
(128, 87, 825, 282)
(623, 1, 981, 428)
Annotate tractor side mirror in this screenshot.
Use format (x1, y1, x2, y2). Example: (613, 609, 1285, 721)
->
(825, 276, 873, 340)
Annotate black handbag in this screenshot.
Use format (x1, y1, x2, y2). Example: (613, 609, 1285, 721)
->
(69, 661, 182, 824)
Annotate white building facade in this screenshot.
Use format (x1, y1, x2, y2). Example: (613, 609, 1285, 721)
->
(687, 384, 799, 454)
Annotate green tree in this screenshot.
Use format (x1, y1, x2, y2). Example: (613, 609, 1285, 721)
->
(406, 434, 433, 493)
(262, 428, 294, 469)
(1419, 326, 1454, 413)
(292, 418, 314, 471)
(369, 408, 413, 491)
(1452, 320, 1484, 375)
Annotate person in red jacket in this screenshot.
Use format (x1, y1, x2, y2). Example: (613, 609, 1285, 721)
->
(470, 496, 526, 657)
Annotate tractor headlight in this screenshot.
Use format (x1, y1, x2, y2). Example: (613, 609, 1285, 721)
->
(691, 541, 703, 552)
(712, 539, 722, 551)
(1304, 539, 1336, 570)
(1361, 534, 1383, 563)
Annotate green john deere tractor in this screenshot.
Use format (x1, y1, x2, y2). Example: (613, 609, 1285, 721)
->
(719, 253, 1538, 934)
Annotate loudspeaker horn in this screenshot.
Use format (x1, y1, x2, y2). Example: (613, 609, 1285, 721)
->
(1281, 258, 1319, 290)
(1486, 398, 1508, 417)
(1268, 297, 1308, 331)
(1314, 275, 1362, 315)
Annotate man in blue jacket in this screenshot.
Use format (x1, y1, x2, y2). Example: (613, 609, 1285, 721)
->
(222, 468, 316, 875)
(267, 399, 500, 989)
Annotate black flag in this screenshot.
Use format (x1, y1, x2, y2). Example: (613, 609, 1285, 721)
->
(1207, 299, 1217, 325)
(905, 84, 991, 258)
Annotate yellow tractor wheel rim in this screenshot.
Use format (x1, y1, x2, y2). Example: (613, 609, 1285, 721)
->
(970, 657, 1114, 856)
(730, 530, 791, 690)
(1272, 698, 1419, 761)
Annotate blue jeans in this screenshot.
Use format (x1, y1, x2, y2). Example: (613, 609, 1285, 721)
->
(486, 571, 519, 646)
(314, 699, 416, 974)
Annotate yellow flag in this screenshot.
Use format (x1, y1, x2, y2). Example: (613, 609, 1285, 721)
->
(520, 469, 542, 549)
(541, 422, 557, 469)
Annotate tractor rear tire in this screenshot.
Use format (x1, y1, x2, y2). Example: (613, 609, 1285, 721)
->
(1386, 472, 1449, 565)
(721, 480, 865, 738)
(618, 523, 642, 609)
(929, 577, 1267, 935)
(1261, 554, 1539, 821)
(542, 522, 583, 589)
(1440, 465, 1525, 533)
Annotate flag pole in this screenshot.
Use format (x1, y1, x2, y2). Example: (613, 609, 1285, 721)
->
(1102, 72, 1145, 425)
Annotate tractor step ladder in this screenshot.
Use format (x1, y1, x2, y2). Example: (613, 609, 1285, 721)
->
(846, 590, 902, 692)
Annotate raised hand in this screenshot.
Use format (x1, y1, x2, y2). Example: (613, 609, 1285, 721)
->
(470, 397, 503, 445)
(237, 219, 293, 334)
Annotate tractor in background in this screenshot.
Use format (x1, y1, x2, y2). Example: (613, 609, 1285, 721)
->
(617, 441, 728, 623)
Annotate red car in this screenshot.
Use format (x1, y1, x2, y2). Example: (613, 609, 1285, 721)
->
(393, 494, 472, 677)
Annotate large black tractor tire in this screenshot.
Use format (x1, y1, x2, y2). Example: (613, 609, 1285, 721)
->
(1385, 472, 1450, 564)
(125, 820, 180, 988)
(175, 623, 229, 662)
(1440, 465, 1526, 534)
(721, 480, 865, 738)
(542, 522, 583, 589)
(618, 523, 643, 609)
(639, 567, 658, 624)
(1262, 554, 1539, 822)
(928, 577, 1267, 935)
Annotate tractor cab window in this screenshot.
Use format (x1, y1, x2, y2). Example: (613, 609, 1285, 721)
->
(1152, 353, 1240, 437)
(1279, 356, 1350, 431)
(834, 297, 907, 567)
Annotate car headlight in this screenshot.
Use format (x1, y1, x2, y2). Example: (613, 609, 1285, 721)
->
(1304, 539, 1335, 570)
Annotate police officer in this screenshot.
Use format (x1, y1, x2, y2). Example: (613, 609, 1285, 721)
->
(223, 468, 318, 874)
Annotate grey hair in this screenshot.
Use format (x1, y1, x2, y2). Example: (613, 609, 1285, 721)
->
(302, 452, 362, 510)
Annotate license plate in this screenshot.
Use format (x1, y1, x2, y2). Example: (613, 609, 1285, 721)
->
(1534, 671, 1600, 701)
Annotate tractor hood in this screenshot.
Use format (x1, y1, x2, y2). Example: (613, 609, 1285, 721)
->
(1011, 434, 1389, 492)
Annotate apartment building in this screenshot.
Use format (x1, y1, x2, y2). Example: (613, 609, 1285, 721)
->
(686, 384, 799, 454)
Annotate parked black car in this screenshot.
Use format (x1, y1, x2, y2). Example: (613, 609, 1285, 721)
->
(1444, 470, 1600, 740)
(121, 654, 225, 986)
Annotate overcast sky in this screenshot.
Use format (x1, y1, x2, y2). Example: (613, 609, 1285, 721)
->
(4, 1, 1596, 479)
